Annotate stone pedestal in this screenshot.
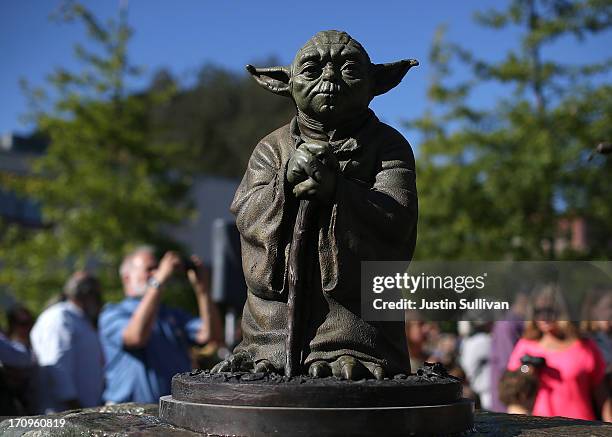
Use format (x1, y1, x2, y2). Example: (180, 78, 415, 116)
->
(158, 370, 474, 437)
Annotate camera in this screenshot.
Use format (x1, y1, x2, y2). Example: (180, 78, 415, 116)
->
(181, 256, 197, 272)
(520, 354, 546, 372)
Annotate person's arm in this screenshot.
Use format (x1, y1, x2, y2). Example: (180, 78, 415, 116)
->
(594, 384, 611, 422)
(188, 257, 224, 345)
(122, 251, 181, 348)
(588, 340, 611, 422)
(506, 339, 528, 371)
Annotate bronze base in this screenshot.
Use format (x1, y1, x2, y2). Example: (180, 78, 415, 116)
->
(159, 371, 475, 436)
(160, 395, 474, 437)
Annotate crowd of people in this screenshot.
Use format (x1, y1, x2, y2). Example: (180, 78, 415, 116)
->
(406, 286, 612, 422)
(1, 258, 611, 423)
(0, 245, 223, 414)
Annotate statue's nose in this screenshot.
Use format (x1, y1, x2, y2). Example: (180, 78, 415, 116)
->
(321, 63, 336, 80)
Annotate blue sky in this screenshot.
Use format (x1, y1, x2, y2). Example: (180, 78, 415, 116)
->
(1, 0, 610, 141)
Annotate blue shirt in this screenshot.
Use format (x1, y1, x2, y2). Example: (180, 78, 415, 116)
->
(30, 301, 104, 413)
(98, 297, 201, 404)
(0, 332, 33, 368)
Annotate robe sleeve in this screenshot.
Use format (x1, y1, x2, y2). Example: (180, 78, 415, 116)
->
(338, 140, 416, 242)
(319, 135, 417, 295)
(230, 140, 296, 299)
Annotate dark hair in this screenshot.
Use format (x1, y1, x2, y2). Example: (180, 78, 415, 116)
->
(63, 271, 100, 299)
(523, 283, 579, 340)
(7, 305, 33, 334)
(498, 370, 538, 407)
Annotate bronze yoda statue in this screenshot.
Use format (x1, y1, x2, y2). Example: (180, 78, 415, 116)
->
(212, 30, 418, 380)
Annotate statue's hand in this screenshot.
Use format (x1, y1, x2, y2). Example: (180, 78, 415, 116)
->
(290, 143, 338, 203)
(308, 355, 385, 380)
(287, 146, 313, 185)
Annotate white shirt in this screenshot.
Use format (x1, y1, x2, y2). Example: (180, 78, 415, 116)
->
(30, 301, 104, 413)
(459, 332, 492, 410)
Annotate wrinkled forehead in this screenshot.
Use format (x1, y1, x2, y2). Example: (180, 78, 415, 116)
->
(292, 31, 371, 68)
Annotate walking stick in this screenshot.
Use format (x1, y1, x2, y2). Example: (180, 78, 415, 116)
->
(285, 199, 316, 377)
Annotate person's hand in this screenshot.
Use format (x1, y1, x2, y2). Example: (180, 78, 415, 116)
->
(186, 255, 210, 293)
(154, 251, 181, 285)
(289, 142, 338, 203)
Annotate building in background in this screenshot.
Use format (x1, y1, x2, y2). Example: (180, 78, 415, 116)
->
(169, 176, 239, 264)
(0, 132, 239, 261)
(0, 133, 47, 228)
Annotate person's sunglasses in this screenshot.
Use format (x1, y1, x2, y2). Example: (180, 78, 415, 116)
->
(533, 306, 558, 320)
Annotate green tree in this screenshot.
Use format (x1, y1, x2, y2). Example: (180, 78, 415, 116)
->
(410, 0, 612, 261)
(0, 3, 193, 310)
(148, 62, 295, 178)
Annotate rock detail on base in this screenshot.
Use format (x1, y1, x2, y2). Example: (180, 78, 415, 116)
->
(171, 369, 463, 408)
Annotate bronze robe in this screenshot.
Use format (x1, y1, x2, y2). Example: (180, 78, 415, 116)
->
(230, 111, 417, 374)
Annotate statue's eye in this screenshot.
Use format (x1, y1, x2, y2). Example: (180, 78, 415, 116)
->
(342, 62, 361, 79)
(301, 64, 321, 79)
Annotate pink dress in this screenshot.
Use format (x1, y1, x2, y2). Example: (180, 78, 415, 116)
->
(507, 338, 606, 420)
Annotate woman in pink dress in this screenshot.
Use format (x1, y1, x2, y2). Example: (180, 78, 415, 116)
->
(507, 286, 610, 421)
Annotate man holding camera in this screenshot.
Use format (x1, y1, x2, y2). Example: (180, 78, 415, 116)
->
(99, 246, 223, 404)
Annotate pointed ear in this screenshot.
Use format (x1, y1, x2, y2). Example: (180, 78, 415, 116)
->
(246, 64, 291, 97)
(371, 59, 419, 96)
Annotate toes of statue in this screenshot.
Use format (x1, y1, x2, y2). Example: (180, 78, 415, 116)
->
(308, 360, 332, 378)
(211, 351, 254, 373)
(253, 359, 276, 374)
(330, 355, 369, 380)
(363, 362, 385, 380)
(211, 360, 230, 373)
(229, 351, 254, 372)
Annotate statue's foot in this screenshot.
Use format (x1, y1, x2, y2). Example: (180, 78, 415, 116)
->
(211, 352, 279, 375)
(308, 355, 385, 380)
(211, 351, 254, 373)
(253, 359, 277, 374)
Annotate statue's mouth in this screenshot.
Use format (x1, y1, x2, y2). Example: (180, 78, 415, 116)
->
(315, 82, 341, 97)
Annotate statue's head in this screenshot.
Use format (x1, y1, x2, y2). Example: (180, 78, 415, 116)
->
(247, 30, 418, 126)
